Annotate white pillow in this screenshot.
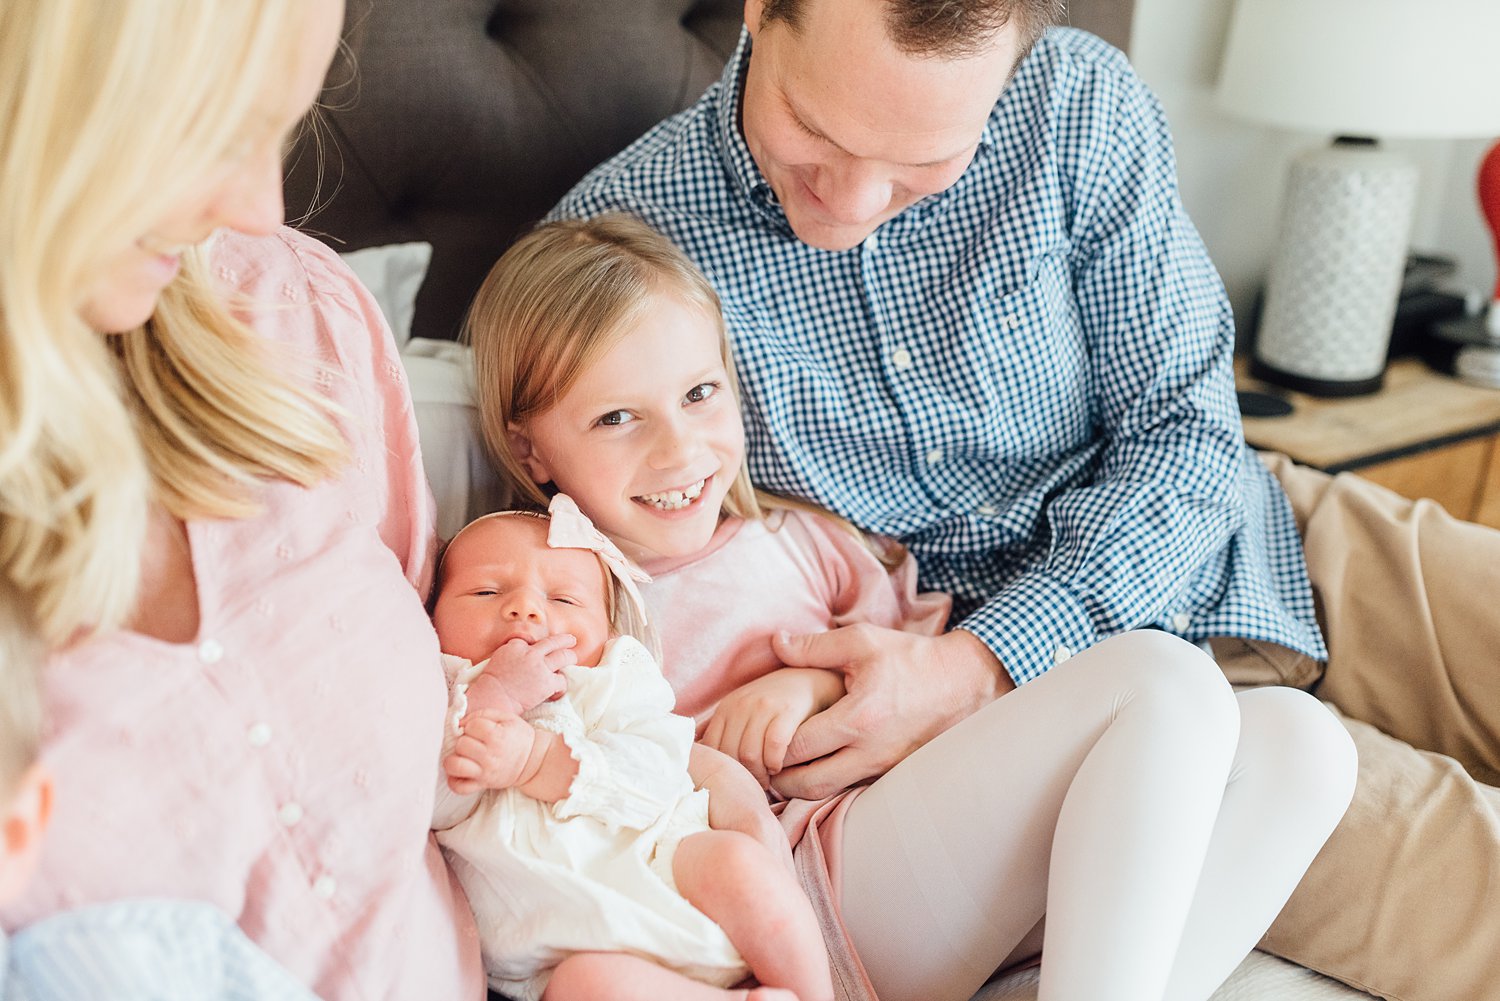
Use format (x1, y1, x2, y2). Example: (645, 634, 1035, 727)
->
(400, 338, 512, 540)
(340, 241, 431, 348)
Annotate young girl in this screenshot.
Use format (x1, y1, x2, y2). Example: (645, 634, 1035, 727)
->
(429, 494, 833, 1001)
(466, 213, 1359, 1001)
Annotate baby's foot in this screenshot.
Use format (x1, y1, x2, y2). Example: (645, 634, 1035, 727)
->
(745, 989, 799, 1001)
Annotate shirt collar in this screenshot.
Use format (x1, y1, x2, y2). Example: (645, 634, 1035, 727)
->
(714, 28, 788, 229)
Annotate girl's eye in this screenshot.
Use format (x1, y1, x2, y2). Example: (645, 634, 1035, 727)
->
(595, 409, 634, 428)
(685, 382, 719, 405)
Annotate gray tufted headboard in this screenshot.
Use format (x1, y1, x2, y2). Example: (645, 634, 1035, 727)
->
(285, 0, 1134, 342)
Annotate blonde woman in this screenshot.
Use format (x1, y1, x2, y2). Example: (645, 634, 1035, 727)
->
(0, 2, 482, 997)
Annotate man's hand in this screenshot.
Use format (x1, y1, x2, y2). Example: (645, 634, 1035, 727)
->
(466, 634, 575, 716)
(688, 743, 794, 874)
(700, 668, 845, 788)
(770, 625, 1014, 801)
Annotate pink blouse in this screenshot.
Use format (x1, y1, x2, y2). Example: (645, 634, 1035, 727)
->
(0, 229, 484, 1000)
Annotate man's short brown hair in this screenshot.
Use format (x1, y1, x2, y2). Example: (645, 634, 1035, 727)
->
(759, 0, 1065, 59)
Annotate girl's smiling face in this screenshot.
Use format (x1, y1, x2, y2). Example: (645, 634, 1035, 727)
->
(511, 290, 745, 564)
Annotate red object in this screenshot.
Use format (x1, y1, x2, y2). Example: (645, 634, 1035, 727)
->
(1478, 137, 1500, 301)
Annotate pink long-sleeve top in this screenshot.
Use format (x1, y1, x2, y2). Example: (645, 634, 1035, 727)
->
(638, 509, 951, 1001)
(638, 509, 951, 726)
(0, 229, 484, 1000)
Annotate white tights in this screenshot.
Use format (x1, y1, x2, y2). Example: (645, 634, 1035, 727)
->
(839, 630, 1357, 1001)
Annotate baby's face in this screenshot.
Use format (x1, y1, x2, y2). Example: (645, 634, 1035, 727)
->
(432, 516, 611, 668)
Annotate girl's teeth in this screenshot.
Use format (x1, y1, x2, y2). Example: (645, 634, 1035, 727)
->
(639, 479, 705, 510)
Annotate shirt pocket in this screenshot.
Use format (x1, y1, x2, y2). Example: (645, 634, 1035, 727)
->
(932, 250, 1092, 459)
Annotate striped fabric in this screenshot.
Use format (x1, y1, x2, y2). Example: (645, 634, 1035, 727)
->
(2, 900, 316, 1000)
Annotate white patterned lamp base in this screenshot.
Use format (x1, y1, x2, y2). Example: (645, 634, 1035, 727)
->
(1252, 138, 1418, 396)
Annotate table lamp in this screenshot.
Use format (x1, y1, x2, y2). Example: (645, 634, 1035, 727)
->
(1215, 0, 1500, 396)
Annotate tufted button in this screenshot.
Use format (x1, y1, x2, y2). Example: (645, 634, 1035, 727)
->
(277, 802, 304, 828)
(197, 639, 223, 665)
(1171, 612, 1192, 632)
(312, 875, 337, 900)
(891, 348, 913, 371)
(247, 723, 273, 748)
(1053, 646, 1072, 665)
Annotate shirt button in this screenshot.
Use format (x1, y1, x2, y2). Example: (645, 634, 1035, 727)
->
(197, 639, 223, 664)
(1053, 646, 1072, 664)
(976, 504, 998, 517)
(1003, 314, 1020, 331)
(864, 231, 880, 251)
(247, 723, 273, 748)
(891, 348, 913, 371)
(277, 802, 304, 828)
(925, 448, 944, 465)
(1171, 612, 1192, 632)
(312, 875, 337, 900)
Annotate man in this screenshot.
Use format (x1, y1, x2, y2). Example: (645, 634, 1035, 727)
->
(552, 1, 1499, 998)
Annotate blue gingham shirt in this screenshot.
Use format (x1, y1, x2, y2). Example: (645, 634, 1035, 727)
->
(0, 900, 316, 1001)
(552, 27, 1325, 684)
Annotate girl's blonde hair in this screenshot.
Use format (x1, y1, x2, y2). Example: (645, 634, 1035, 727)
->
(466, 213, 761, 520)
(0, 0, 348, 647)
(466, 213, 904, 567)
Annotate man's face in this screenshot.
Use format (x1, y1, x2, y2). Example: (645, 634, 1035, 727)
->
(740, 0, 1022, 251)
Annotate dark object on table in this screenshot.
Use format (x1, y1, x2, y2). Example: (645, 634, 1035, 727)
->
(1238, 390, 1294, 419)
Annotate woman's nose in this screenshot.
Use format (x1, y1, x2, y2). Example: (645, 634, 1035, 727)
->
(211, 151, 287, 238)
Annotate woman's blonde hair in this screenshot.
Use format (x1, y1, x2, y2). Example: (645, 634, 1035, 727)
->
(0, 579, 42, 799)
(0, 0, 347, 646)
(465, 213, 904, 567)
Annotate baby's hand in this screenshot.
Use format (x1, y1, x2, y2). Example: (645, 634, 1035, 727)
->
(468, 634, 575, 715)
(443, 710, 540, 795)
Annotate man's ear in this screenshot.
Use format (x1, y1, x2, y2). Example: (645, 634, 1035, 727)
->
(744, 0, 764, 39)
(0, 763, 52, 907)
(505, 423, 552, 485)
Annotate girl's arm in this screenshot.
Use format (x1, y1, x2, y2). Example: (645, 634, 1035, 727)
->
(700, 666, 845, 789)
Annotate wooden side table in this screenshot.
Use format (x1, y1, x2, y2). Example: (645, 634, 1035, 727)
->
(1236, 356, 1500, 528)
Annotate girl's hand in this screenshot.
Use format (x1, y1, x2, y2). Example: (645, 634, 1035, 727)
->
(701, 668, 845, 789)
(443, 709, 539, 794)
(689, 743, 794, 874)
(467, 634, 575, 715)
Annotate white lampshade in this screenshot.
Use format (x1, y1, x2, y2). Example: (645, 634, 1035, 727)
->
(1216, 0, 1500, 396)
(1217, 0, 1500, 139)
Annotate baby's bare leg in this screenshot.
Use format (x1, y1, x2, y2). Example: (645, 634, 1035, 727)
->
(674, 829, 834, 1001)
(544, 952, 795, 1001)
